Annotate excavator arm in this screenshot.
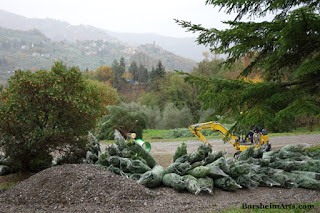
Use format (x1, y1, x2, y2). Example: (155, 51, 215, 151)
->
(190, 121, 239, 149)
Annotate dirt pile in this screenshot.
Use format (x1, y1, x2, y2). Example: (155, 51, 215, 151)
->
(0, 164, 216, 212)
(0, 164, 156, 212)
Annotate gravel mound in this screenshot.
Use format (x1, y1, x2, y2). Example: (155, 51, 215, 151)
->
(0, 164, 156, 212)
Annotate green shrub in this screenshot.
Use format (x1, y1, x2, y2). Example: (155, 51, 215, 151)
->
(305, 145, 320, 160)
(173, 142, 187, 162)
(164, 128, 193, 138)
(113, 102, 196, 130)
(140, 106, 161, 129)
(120, 102, 161, 129)
(55, 137, 88, 165)
(164, 128, 217, 139)
(96, 105, 147, 140)
(0, 62, 103, 172)
(158, 103, 193, 129)
(29, 153, 53, 173)
(198, 109, 215, 123)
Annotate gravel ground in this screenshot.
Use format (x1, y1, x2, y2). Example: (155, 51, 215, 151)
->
(0, 134, 319, 212)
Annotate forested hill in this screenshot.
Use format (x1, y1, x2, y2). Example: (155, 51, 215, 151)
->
(0, 9, 207, 62)
(108, 32, 208, 62)
(0, 27, 196, 84)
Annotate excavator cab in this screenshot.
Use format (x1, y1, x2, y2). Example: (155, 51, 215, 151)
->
(236, 126, 270, 151)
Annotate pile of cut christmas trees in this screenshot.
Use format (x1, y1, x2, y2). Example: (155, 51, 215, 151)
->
(91, 131, 320, 194)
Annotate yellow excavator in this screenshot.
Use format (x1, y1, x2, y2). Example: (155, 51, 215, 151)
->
(190, 121, 270, 152)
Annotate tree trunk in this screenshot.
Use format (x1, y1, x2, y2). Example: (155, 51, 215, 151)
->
(309, 117, 314, 132)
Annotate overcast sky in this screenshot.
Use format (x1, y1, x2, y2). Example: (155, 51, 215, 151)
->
(0, 0, 241, 38)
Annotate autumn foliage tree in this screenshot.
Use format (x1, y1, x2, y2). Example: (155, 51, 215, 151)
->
(95, 65, 115, 84)
(86, 79, 120, 115)
(0, 62, 103, 172)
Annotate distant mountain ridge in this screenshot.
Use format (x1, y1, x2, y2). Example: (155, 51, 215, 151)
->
(0, 26, 196, 84)
(0, 9, 117, 42)
(0, 9, 207, 61)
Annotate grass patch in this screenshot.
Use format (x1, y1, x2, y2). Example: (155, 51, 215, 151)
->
(0, 172, 32, 191)
(143, 129, 170, 139)
(269, 130, 320, 137)
(268, 125, 320, 137)
(305, 145, 320, 152)
(143, 129, 222, 142)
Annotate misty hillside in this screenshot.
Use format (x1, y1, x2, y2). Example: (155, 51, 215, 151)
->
(0, 9, 207, 61)
(0, 9, 117, 42)
(0, 27, 196, 84)
(108, 32, 208, 62)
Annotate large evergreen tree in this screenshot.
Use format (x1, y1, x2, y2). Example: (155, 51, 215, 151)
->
(151, 60, 166, 81)
(112, 58, 127, 89)
(150, 66, 156, 81)
(119, 57, 126, 77)
(137, 63, 149, 83)
(128, 61, 139, 81)
(155, 60, 165, 79)
(176, 1, 320, 132)
(112, 59, 120, 86)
